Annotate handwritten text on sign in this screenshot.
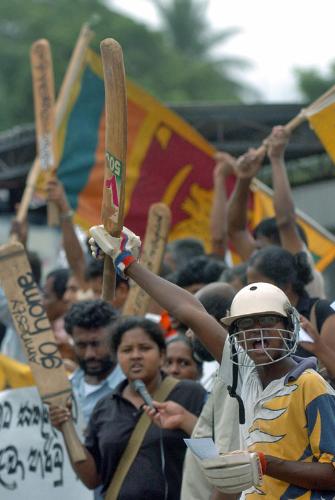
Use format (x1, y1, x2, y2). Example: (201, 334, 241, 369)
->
(0, 387, 92, 499)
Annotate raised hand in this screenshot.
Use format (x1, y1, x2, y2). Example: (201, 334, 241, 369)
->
(234, 148, 265, 179)
(46, 177, 71, 214)
(265, 126, 290, 161)
(89, 225, 141, 278)
(10, 204, 28, 246)
(214, 151, 238, 178)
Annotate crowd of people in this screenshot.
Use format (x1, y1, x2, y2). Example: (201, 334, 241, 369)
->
(1, 126, 335, 499)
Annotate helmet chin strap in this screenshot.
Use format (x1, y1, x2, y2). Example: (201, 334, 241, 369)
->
(227, 341, 245, 425)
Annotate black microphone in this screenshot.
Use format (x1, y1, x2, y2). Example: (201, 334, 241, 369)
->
(131, 379, 155, 410)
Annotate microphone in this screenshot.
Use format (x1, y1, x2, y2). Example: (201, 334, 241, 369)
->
(131, 379, 155, 410)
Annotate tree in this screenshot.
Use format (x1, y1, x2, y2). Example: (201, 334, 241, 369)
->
(0, 0, 254, 131)
(0, 0, 169, 130)
(294, 62, 335, 102)
(153, 0, 256, 102)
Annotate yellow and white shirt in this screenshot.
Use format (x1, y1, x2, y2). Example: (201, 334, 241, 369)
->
(219, 339, 335, 499)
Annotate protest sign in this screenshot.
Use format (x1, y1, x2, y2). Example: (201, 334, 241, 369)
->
(0, 387, 93, 499)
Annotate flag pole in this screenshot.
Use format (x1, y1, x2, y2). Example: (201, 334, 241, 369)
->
(254, 81, 335, 156)
(55, 23, 94, 129)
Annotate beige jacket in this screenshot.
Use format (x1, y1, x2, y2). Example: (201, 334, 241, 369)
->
(181, 373, 240, 500)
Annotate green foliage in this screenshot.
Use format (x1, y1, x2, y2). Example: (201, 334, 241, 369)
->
(0, 0, 253, 131)
(260, 154, 335, 188)
(294, 62, 335, 102)
(153, 0, 255, 100)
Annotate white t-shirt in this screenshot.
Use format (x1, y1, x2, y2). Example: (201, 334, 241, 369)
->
(83, 381, 103, 397)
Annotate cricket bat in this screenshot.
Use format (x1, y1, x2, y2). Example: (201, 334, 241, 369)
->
(100, 39, 127, 303)
(122, 203, 171, 316)
(30, 39, 59, 226)
(0, 242, 86, 463)
(13, 24, 94, 231)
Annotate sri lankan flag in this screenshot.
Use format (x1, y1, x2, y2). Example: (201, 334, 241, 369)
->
(44, 48, 335, 272)
(54, 48, 218, 247)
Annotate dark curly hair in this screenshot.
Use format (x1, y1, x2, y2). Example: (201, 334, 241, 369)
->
(252, 217, 308, 246)
(111, 316, 166, 354)
(248, 245, 313, 296)
(46, 268, 70, 299)
(175, 255, 227, 288)
(64, 299, 118, 335)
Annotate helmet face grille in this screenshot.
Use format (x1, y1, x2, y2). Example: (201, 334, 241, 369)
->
(229, 326, 298, 367)
(222, 282, 301, 367)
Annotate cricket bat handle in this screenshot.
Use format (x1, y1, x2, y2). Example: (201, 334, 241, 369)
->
(61, 419, 87, 463)
(102, 255, 116, 302)
(47, 200, 60, 226)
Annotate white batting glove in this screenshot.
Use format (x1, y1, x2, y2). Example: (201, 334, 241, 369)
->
(89, 225, 141, 278)
(200, 451, 264, 494)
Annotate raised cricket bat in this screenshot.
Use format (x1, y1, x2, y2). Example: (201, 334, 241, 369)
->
(100, 39, 127, 302)
(12, 25, 94, 232)
(30, 39, 59, 226)
(0, 242, 86, 463)
(122, 203, 171, 316)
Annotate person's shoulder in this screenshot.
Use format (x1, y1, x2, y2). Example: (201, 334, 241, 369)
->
(315, 298, 335, 316)
(88, 393, 117, 429)
(90, 381, 125, 415)
(70, 367, 84, 385)
(176, 378, 206, 390)
(171, 378, 207, 399)
(297, 369, 335, 397)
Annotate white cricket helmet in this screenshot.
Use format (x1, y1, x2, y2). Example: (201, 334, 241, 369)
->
(221, 282, 300, 367)
(221, 282, 293, 327)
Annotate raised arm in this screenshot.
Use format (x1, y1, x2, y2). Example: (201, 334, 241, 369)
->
(46, 178, 87, 289)
(210, 152, 235, 257)
(127, 262, 226, 362)
(266, 126, 303, 254)
(89, 226, 226, 362)
(227, 149, 264, 260)
(9, 205, 29, 247)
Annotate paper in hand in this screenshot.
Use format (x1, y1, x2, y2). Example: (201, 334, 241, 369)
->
(184, 438, 220, 460)
(298, 327, 314, 343)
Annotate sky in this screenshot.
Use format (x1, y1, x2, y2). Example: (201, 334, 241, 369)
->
(110, 0, 335, 102)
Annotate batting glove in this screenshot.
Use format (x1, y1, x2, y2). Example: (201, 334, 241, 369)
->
(89, 225, 141, 278)
(200, 451, 265, 494)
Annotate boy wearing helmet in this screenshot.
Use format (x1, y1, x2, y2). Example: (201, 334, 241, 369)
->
(89, 226, 335, 498)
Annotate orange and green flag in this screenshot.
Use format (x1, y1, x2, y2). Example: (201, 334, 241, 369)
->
(42, 48, 335, 272)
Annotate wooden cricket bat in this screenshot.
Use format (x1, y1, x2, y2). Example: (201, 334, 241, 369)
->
(0, 242, 86, 463)
(122, 203, 171, 316)
(13, 24, 94, 231)
(30, 39, 59, 226)
(100, 39, 127, 303)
